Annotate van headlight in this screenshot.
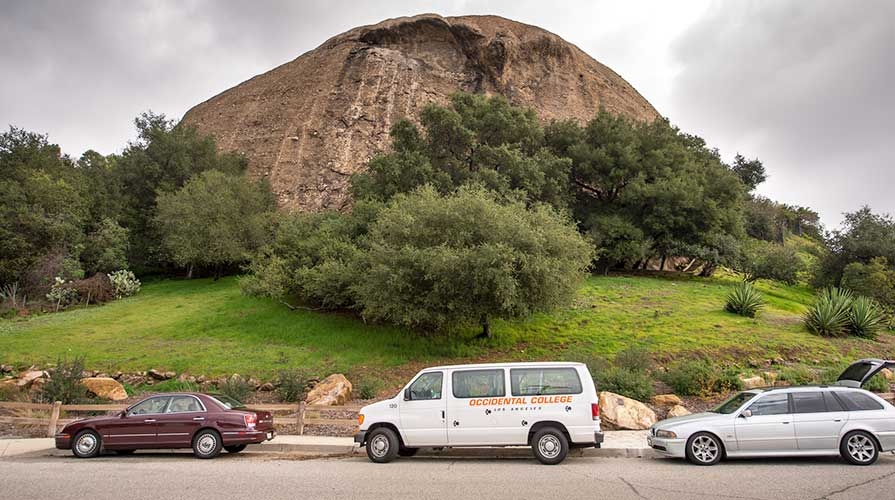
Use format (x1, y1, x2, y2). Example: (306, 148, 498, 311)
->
(655, 429, 677, 439)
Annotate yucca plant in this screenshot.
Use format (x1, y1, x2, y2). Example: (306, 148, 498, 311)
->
(725, 281, 765, 318)
(805, 287, 853, 336)
(848, 295, 885, 339)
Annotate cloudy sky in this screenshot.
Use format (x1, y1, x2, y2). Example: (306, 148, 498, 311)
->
(1, 0, 892, 228)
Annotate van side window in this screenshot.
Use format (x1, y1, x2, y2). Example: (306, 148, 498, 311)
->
(452, 369, 505, 398)
(408, 372, 443, 400)
(510, 368, 582, 396)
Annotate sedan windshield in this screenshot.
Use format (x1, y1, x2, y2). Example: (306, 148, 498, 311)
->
(208, 394, 245, 410)
(712, 392, 756, 414)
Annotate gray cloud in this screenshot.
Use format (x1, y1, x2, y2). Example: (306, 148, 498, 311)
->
(668, 0, 895, 226)
(1, 0, 890, 227)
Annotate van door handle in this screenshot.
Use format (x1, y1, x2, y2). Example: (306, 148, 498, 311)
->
(834, 419, 842, 422)
(441, 411, 445, 419)
(782, 421, 790, 424)
(453, 420, 459, 427)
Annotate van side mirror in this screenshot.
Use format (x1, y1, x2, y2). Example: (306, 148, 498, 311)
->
(404, 388, 412, 401)
(740, 409, 752, 418)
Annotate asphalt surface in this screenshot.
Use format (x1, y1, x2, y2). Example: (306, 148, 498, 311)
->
(3, 452, 895, 499)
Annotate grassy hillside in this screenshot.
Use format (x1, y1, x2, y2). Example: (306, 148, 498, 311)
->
(1, 273, 892, 385)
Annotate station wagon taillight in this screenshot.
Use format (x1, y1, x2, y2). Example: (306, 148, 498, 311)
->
(591, 403, 600, 420)
(244, 413, 257, 430)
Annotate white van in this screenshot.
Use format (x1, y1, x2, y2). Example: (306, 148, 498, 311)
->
(354, 362, 604, 464)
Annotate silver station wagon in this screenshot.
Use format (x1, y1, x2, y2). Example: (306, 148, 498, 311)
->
(648, 359, 895, 465)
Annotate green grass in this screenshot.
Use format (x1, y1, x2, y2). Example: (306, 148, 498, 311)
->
(1, 273, 892, 383)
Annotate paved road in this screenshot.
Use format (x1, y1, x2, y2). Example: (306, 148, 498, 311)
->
(3, 452, 895, 500)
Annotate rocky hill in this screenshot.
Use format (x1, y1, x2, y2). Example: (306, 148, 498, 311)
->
(181, 14, 659, 211)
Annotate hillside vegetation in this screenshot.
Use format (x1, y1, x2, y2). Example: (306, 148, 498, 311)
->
(2, 273, 890, 385)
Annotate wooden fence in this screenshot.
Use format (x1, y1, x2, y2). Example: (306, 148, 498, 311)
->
(0, 401, 360, 437)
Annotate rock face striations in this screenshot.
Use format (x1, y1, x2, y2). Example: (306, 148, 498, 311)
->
(181, 14, 659, 211)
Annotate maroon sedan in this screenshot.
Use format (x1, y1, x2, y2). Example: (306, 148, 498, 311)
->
(55, 393, 275, 459)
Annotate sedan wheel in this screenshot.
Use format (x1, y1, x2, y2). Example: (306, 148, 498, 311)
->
(686, 432, 722, 466)
(225, 444, 247, 454)
(841, 431, 879, 466)
(72, 430, 102, 458)
(192, 429, 223, 459)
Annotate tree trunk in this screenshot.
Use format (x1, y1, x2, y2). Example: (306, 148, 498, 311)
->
(187, 264, 194, 279)
(699, 263, 717, 277)
(659, 255, 668, 272)
(479, 315, 492, 339)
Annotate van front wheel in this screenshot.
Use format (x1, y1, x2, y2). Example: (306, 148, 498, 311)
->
(531, 427, 569, 465)
(366, 427, 399, 463)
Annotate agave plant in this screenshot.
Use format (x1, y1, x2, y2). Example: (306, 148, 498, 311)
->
(725, 281, 765, 318)
(849, 296, 885, 339)
(805, 287, 853, 336)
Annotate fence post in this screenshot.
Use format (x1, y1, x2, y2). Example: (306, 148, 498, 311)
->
(47, 401, 62, 437)
(297, 402, 306, 436)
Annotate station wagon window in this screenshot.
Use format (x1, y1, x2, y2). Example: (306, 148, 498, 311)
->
(791, 392, 826, 413)
(510, 368, 582, 396)
(408, 372, 443, 400)
(128, 396, 170, 416)
(452, 369, 505, 398)
(747, 393, 789, 416)
(823, 392, 844, 412)
(834, 391, 884, 411)
(166, 396, 203, 413)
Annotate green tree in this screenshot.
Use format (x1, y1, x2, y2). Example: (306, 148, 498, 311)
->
(81, 218, 129, 275)
(116, 112, 247, 273)
(736, 239, 805, 284)
(814, 207, 895, 287)
(351, 93, 571, 209)
(355, 186, 593, 337)
(155, 170, 275, 278)
(730, 153, 767, 192)
(0, 127, 87, 287)
(841, 257, 895, 309)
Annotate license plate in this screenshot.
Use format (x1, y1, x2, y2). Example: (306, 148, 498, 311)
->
(267, 432, 273, 440)
(647, 437, 653, 446)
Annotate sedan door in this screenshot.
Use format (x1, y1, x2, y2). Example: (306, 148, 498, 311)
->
(792, 391, 849, 450)
(735, 392, 796, 451)
(103, 396, 170, 448)
(155, 395, 207, 447)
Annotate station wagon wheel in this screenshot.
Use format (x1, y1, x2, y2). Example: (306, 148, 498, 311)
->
(531, 427, 569, 465)
(841, 431, 879, 466)
(72, 430, 102, 458)
(685, 432, 722, 466)
(366, 427, 399, 463)
(192, 429, 223, 459)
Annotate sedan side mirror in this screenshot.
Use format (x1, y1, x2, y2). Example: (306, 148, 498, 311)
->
(119, 410, 127, 418)
(404, 388, 412, 401)
(740, 409, 752, 418)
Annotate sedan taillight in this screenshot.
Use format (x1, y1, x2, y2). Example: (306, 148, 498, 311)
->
(591, 403, 600, 420)
(244, 413, 257, 430)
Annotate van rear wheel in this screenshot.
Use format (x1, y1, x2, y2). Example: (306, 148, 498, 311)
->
(366, 427, 399, 463)
(531, 427, 569, 465)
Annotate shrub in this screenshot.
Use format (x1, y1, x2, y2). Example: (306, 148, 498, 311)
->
(594, 367, 654, 401)
(276, 369, 311, 402)
(737, 240, 804, 284)
(217, 375, 252, 403)
(805, 288, 853, 336)
(357, 378, 385, 400)
(64, 273, 115, 304)
(613, 346, 652, 372)
(848, 296, 885, 339)
(661, 360, 742, 396)
(725, 281, 765, 318)
(864, 373, 890, 393)
(46, 277, 79, 310)
(776, 365, 819, 386)
(841, 257, 895, 309)
(82, 218, 129, 275)
(109, 270, 141, 298)
(39, 356, 88, 404)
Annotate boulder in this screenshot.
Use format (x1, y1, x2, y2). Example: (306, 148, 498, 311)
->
(258, 382, 275, 392)
(598, 391, 657, 430)
(667, 405, 691, 418)
(740, 376, 765, 390)
(0, 377, 18, 390)
(29, 377, 49, 393)
(650, 394, 683, 407)
(762, 371, 778, 386)
(305, 374, 353, 406)
(148, 369, 174, 381)
(0, 364, 13, 373)
(16, 370, 47, 387)
(81, 377, 128, 401)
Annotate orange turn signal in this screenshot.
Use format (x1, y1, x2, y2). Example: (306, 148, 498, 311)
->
(358, 414, 365, 426)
